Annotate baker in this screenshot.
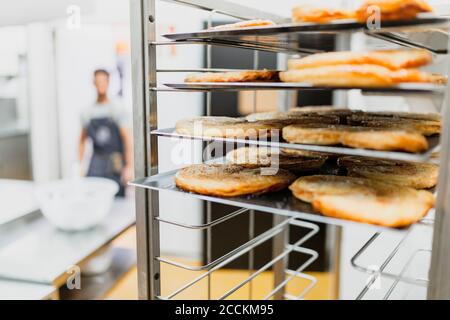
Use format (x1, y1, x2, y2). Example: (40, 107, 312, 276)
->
(78, 69, 132, 197)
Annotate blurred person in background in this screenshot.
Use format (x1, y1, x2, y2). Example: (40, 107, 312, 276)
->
(78, 69, 133, 197)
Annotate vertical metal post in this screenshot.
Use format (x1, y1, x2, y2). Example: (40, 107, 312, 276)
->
(427, 51, 450, 299)
(130, 0, 160, 300)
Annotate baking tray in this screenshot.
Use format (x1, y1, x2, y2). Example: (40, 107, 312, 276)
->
(130, 169, 421, 233)
(159, 82, 445, 94)
(162, 15, 450, 54)
(151, 127, 440, 162)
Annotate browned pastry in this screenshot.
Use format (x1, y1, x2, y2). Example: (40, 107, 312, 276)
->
(283, 124, 429, 153)
(185, 70, 279, 83)
(208, 19, 276, 30)
(356, 0, 433, 23)
(245, 111, 340, 125)
(281, 148, 335, 158)
(363, 111, 441, 122)
(175, 164, 295, 197)
(287, 49, 432, 71)
(226, 147, 327, 172)
(175, 116, 283, 139)
(391, 69, 447, 84)
(340, 127, 428, 152)
(292, 5, 355, 23)
(347, 113, 441, 136)
(280, 64, 395, 87)
(338, 156, 438, 189)
(289, 175, 435, 228)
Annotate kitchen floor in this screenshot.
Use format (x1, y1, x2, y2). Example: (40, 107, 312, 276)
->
(105, 227, 335, 300)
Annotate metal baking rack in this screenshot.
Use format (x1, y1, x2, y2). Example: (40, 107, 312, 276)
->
(151, 127, 440, 162)
(130, 0, 450, 300)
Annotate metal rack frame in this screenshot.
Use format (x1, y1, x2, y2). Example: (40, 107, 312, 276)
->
(130, 0, 450, 300)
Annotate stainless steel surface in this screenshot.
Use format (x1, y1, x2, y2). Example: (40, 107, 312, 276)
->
(152, 127, 440, 162)
(428, 38, 450, 298)
(160, 82, 445, 94)
(162, 15, 449, 54)
(161, 0, 286, 22)
(0, 199, 135, 286)
(130, 0, 160, 300)
(130, 169, 420, 233)
(0, 280, 56, 300)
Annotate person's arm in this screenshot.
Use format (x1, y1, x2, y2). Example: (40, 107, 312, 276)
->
(120, 126, 134, 183)
(78, 128, 88, 163)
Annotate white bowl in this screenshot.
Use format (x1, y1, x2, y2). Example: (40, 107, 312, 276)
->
(35, 177, 119, 231)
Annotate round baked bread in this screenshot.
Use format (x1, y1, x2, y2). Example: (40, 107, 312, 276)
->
(245, 111, 340, 124)
(226, 147, 327, 172)
(289, 175, 435, 227)
(209, 19, 276, 30)
(287, 49, 432, 71)
(292, 5, 355, 23)
(356, 0, 433, 23)
(175, 116, 283, 138)
(185, 70, 279, 83)
(281, 148, 332, 158)
(283, 124, 349, 145)
(175, 164, 296, 197)
(338, 156, 438, 189)
(280, 64, 394, 87)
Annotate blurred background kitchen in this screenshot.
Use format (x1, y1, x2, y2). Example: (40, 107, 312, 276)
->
(1, 0, 450, 300)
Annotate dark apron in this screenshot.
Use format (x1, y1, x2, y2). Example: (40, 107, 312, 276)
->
(86, 117, 125, 197)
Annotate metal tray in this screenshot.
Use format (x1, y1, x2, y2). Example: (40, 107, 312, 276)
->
(152, 127, 440, 162)
(159, 82, 445, 94)
(130, 169, 420, 233)
(162, 15, 450, 54)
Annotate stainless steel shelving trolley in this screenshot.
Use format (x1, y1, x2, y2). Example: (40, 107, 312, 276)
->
(130, 0, 450, 300)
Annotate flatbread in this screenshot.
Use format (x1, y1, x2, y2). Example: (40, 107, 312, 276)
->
(287, 49, 432, 71)
(226, 147, 327, 171)
(175, 164, 295, 197)
(338, 156, 438, 189)
(245, 111, 340, 124)
(289, 175, 435, 227)
(356, 0, 433, 23)
(292, 5, 355, 23)
(347, 113, 441, 136)
(185, 70, 279, 83)
(209, 19, 276, 30)
(175, 116, 283, 138)
(280, 64, 394, 87)
(283, 124, 429, 152)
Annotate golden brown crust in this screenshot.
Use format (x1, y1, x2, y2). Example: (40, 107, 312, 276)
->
(292, 5, 355, 23)
(226, 147, 327, 171)
(283, 124, 429, 153)
(208, 19, 276, 30)
(175, 116, 283, 138)
(280, 64, 394, 87)
(289, 175, 435, 228)
(245, 111, 340, 125)
(185, 70, 279, 83)
(341, 128, 428, 152)
(338, 156, 438, 189)
(175, 164, 296, 197)
(356, 0, 433, 23)
(347, 113, 441, 136)
(287, 50, 432, 71)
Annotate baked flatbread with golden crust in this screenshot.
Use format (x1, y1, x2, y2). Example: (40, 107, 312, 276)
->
(281, 148, 335, 158)
(185, 70, 279, 83)
(364, 111, 441, 122)
(289, 175, 435, 227)
(245, 111, 340, 124)
(226, 147, 327, 172)
(390, 69, 447, 84)
(356, 0, 433, 23)
(283, 124, 429, 152)
(338, 156, 438, 189)
(209, 19, 276, 30)
(280, 64, 394, 87)
(292, 5, 355, 23)
(175, 116, 283, 139)
(287, 49, 432, 71)
(340, 127, 428, 152)
(175, 164, 295, 197)
(347, 113, 441, 136)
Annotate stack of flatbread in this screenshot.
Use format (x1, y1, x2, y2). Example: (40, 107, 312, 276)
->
(280, 49, 446, 87)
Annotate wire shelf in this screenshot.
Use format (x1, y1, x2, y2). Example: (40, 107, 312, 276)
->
(151, 127, 440, 162)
